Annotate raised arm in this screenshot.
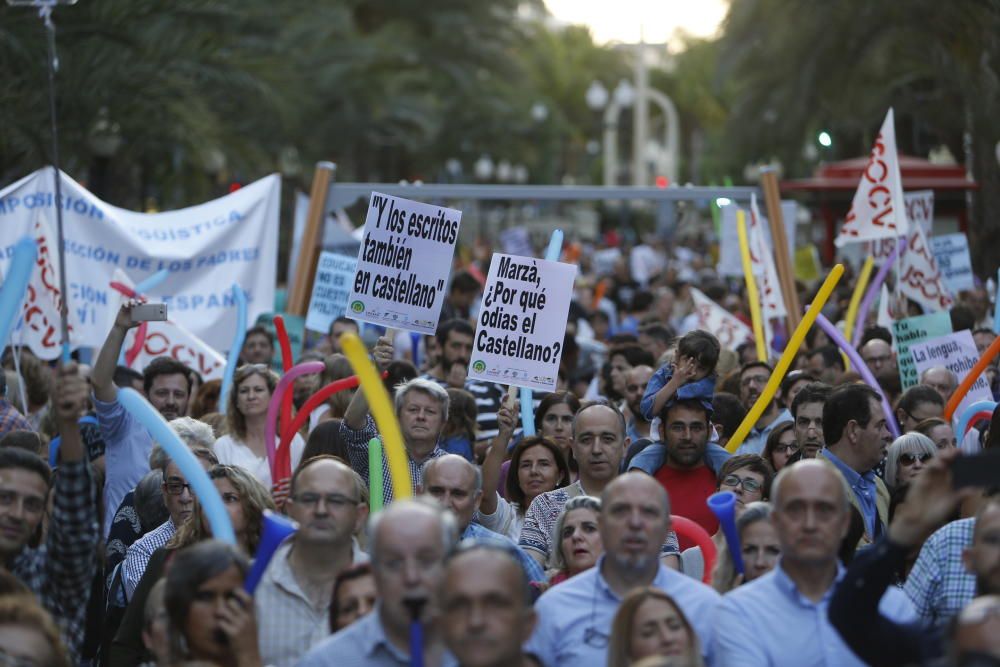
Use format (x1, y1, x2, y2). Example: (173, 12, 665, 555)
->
(479, 389, 516, 516)
(342, 334, 394, 430)
(92, 300, 144, 403)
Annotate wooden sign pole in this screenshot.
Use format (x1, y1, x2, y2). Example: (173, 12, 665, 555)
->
(760, 169, 801, 331)
(287, 162, 336, 316)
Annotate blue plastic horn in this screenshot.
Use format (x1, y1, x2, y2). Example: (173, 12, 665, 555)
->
(244, 510, 298, 594)
(707, 491, 744, 575)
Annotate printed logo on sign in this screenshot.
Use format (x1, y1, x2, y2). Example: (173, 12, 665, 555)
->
(350, 300, 364, 313)
(472, 360, 486, 373)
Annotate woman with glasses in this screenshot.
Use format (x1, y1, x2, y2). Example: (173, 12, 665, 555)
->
(761, 421, 798, 472)
(884, 433, 937, 490)
(110, 466, 275, 664)
(214, 364, 306, 487)
(607, 587, 704, 667)
(678, 455, 774, 583)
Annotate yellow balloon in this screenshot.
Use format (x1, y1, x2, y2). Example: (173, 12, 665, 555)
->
(736, 209, 768, 362)
(340, 332, 413, 501)
(725, 264, 845, 453)
(844, 255, 875, 346)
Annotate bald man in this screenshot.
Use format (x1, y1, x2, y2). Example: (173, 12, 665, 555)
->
(920, 366, 958, 402)
(526, 472, 719, 666)
(860, 339, 896, 377)
(713, 461, 915, 666)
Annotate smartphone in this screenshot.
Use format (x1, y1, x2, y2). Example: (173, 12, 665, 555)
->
(131, 303, 167, 322)
(952, 449, 1000, 489)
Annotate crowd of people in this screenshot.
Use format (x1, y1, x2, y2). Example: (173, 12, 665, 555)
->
(0, 242, 999, 667)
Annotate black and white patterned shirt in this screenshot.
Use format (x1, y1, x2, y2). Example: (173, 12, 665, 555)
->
(11, 460, 98, 656)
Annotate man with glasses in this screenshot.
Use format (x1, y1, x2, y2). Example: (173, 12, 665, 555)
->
(120, 418, 218, 600)
(919, 366, 959, 402)
(299, 498, 460, 667)
(256, 456, 369, 666)
(734, 362, 792, 455)
(860, 338, 897, 378)
(790, 382, 831, 459)
(820, 384, 893, 546)
(527, 472, 720, 666)
(630, 398, 730, 542)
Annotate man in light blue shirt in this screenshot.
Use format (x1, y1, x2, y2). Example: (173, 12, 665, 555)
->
(734, 362, 792, 455)
(297, 499, 460, 667)
(526, 472, 720, 666)
(713, 459, 915, 666)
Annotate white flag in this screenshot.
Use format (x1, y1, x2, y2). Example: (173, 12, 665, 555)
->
(12, 209, 83, 360)
(749, 195, 787, 320)
(835, 108, 909, 246)
(690, 287, 753, 351)
(898, 222, 954, 312)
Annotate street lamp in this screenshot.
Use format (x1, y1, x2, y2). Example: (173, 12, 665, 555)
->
(585, 81, 609, 111)
(531, 102, 549, 123)
(474, 154, 494, 181)
(613, 79, 635, 108)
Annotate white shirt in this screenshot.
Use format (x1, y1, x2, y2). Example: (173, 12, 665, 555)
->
(474, 494, 524, 542)
(214, 432, 305, 488)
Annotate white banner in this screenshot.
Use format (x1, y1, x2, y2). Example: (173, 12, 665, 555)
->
(305, 252, 358, 333)
(346, 192, 461, 335)
(929, 233, 974, 294)
(690, 287, 753, 351)
(468, 253, 576, 392)
(910, 330, 992, 424)
(868, 224, 953, 313)
(0, 168, 279, 354)
(905, 190, 934, 237)
(835, 108, 909, 245)
(749, 195, 787, 320)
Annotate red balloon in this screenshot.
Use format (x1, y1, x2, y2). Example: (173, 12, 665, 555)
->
(671, 515, 716, 585)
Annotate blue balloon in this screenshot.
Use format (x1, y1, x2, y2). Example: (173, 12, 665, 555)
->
(135, 268, 170, 294)
(519, 230, 564, 436)
(218, 284, 248, 414)
(956, 400, 997, 442)
(118, 388, 236, 545)
(244, 510, 297, 594)
(0, 237, 37, 353)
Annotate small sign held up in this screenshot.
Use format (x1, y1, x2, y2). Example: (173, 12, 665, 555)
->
(305, 252, 357, 333)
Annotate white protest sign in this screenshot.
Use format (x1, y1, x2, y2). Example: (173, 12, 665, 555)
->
(929, 233, 974, 293)
(910, 330, 992, 425)
(346, 192, 461, 335)
(305, 252, 358, 333)
(111, 270, 227, 380)
(0, 168, 279, 354)
(468, 254, 576, 392)
(689, 287, 753, 351)
(836, 108, 909, 245)
(749, 195, 787, 320)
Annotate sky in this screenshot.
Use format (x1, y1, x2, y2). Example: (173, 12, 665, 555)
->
(543, 0, 730, 47)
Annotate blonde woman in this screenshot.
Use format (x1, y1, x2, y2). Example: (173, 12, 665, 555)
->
(608, 587, 704, 667)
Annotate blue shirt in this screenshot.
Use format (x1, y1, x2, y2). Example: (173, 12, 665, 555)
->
(903, 518, 977, 627)
(296, 605, 458, 667)
(525, 557, 720, 667)
(462, 523, 545, 584)
(734, 408, 792, 455)
(823, 449, 881, 540)
(713, 562, 916, 667)
(93, 393, 154, 539)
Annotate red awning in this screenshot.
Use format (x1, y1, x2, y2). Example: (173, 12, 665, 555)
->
(781, 155, 978, 192)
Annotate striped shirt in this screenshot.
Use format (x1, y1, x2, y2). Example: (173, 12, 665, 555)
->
(121, 520, 176, 600)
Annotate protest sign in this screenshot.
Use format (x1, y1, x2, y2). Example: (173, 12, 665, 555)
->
(905, 190, 934, 237)
(592, 247, 621, 277)
(305, 252, 358, 333)
(749, 195, 787, 320)
(346, 193, 461, 335)
(0, 168, 279, 355)
(893, 311, 952, 389)
(911, 330, 992, 425)
(718, 201, 796, 278)
(111, 270, 227, 380)
(929, 234, 974, 293)
(689, 287, 753, 350)
(468, 253, 576, 392)
(869, 221, 953, 313)
(836, 108, 909, 245)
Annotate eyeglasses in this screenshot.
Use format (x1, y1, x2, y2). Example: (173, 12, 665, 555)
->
(773, 443, 800, 455)
(863, 354, 891, 365)
(164, 480, 192, 496)
(898, 452, 933, 467)
(721, 474, 763, 493)
(291, 493, 360, 509)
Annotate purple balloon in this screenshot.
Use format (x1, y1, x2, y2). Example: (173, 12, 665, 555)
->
(817, 313, 900, 438)
(853, 237, 907, 345)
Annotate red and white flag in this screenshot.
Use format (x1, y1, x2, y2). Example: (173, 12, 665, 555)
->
(690, 287, 753, 351)
(748, 195, 787, 321)
(835, 108, 909, 246)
